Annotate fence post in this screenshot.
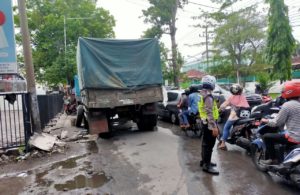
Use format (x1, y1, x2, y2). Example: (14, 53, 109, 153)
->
(22, 93, 32, 152)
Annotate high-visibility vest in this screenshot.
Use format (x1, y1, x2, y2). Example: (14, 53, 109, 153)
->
(198, 95, 219, 121)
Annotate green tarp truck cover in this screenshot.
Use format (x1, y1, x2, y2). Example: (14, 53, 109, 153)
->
(77, 37, 163, 90)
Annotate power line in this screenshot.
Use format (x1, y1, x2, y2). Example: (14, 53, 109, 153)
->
(188, 1, 219, 10)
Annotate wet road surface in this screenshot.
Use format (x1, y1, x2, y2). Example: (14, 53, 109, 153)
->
(0, 120, 299, 194)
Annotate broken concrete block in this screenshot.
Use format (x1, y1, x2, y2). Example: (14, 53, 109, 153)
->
(43, 128, 51, 133)
(70, 118, 76, 126)
(29, 133, 57, 152)
(55, 140, 67, 148)
(1, 154, 9, 161)
(60, 130, 68, 139)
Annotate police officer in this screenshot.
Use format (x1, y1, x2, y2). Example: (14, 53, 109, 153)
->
(198, 75, 220, 175)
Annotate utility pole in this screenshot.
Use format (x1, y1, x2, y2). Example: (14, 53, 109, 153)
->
(18, 0, 41, 133)
(205, 25, 209, 71)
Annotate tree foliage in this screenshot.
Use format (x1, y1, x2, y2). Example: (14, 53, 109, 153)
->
(208, 5, 266, 83)
(265, 0, 295, 81)
(142, 0, 187, 87)
(15, 0, 115, 86)
(256, 72, 274, 92)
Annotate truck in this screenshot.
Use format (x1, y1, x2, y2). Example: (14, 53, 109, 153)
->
(75, 37, 163, 138)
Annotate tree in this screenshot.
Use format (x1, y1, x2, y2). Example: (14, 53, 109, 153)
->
(265, 0, 295, 82)
(210, 6, 266, 84)
(15, 0, 115, 87)
(256, 72, 274, 93)
(142, 0, 187, 87)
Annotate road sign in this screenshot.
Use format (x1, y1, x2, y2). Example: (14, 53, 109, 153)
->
(0, 0, 17, 74)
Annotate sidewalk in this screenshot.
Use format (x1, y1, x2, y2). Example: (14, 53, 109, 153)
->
(0, 113, 95, 176)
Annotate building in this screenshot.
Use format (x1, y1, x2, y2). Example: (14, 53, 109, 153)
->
(181, 60, 208, 73)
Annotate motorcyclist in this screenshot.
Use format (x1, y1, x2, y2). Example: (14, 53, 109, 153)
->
(255, 83, 262, 94)
(218, 84, 250, 150)
(198, 75, 220, 175)
(261, 81, 300, 165)
(182, 85, 200, 128)
(178, 89, 189, 128)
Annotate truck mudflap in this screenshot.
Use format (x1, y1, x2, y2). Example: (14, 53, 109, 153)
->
(87, 111, 109, 134)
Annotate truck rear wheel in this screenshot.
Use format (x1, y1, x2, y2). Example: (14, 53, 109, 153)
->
(76, 105, 84, 127)
(99, 132, 113, 139)
(137, 114, 157, 131)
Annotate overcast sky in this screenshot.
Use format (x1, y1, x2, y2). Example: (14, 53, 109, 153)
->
(99, 0, 300, 61)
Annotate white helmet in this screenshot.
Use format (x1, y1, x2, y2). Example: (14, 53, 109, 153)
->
(202, 75, 216, 90)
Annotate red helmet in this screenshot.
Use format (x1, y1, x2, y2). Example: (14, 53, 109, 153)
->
(281, 81, 300, 99)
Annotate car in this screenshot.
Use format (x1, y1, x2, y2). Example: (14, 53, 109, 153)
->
(157, 89, 183, 124)
(157, 85, 228, 124)
(157, 83, 263, 124)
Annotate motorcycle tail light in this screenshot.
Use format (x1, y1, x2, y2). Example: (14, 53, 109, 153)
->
(253, 121, 261, 126)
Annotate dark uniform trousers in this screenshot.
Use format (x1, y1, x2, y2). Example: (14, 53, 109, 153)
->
(201, 123, 216, 166)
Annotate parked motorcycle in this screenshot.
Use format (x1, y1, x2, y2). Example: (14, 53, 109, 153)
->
(64, 96, 77, 115)
(251, 119, 300, 187)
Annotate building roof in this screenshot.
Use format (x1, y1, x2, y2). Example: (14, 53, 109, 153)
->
(186, 69, 206, 80)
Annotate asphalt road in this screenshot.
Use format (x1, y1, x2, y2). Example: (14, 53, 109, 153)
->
(0, 120, 299, 195)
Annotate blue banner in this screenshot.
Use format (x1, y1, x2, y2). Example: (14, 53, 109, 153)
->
(0, 0, 17, 73)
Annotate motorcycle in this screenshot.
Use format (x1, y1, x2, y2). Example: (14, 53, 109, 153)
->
(251, 117, 300, 187)
(262, 95, 272, 104)
(219, 107, 259, 152)
(250, 96, 285, 120)
(64, 96, 77, 115)
(180, 113, 203, 137)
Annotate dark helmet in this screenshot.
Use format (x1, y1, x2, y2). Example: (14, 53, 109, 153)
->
(230, 84, 243, 95)
(184, 89, 190, 96)
(189, 85, 198, 93)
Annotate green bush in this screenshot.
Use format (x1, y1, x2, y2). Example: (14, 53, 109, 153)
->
(256, 72, 274, 92)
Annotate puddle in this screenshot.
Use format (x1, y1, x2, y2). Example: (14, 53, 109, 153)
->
(86, 141, 99, 153)
(54, 172, 110, 191)
(35, 155, 87, 186)
(50, 155, 86, 169)
(36, 171, 53, 187)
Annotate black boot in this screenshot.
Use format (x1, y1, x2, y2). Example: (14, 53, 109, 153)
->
(200, 161, 217, 167)
(202, 164, 219, 175)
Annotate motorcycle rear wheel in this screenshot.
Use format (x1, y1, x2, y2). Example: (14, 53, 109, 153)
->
(251, 144, 268, 172)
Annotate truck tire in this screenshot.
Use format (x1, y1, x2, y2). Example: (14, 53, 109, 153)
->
(76, 105, 84, 127)
(137, 114, 157, 131)
(99, 132, 113, 139)
(83, 115, 89, 129)
(170, 112, 178, 124)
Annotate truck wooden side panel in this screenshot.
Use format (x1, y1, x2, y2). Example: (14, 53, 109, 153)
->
(81, 86, 163, 109)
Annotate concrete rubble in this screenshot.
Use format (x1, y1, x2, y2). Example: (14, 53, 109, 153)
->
(0, 114, 95, 165)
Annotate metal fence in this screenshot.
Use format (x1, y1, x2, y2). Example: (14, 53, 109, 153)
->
(0, 93, 64, 150)
(0, 93, 31, 150)
(37, 94, 64, 129)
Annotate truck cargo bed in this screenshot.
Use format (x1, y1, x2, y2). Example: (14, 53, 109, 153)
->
(81, 86, 163, 108)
